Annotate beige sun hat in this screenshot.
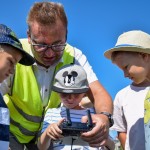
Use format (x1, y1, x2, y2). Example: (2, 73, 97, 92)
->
(104, 30, 150, 60)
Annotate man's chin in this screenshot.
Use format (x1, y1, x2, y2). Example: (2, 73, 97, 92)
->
(44, 61, 60, 67)
(35, 60, 57, 68)
(43, 57, 62, 67)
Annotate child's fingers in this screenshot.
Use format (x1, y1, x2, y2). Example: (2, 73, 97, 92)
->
(57, 118, 66, 126)
(47, 123, 63, 139)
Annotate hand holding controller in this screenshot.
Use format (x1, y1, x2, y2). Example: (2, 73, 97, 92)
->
(59, 108, 95, 136)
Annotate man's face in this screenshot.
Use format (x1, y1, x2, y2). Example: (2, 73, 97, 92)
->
(28, 21, 67, 67)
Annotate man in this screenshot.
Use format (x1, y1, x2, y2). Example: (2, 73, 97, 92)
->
(0, 2, 113, 149)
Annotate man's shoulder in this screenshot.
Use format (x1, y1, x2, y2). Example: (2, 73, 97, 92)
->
(19, 38, 32, 54)
(19, 38, 29, 46)
(66, 43, 82, 54)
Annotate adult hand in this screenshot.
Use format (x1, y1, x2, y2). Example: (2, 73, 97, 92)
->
(81, 114, 109, 147)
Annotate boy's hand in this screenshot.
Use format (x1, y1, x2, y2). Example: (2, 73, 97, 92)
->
(46, 118, 65, 140)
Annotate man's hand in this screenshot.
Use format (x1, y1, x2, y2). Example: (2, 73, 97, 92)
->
(81, 114, 109, 147)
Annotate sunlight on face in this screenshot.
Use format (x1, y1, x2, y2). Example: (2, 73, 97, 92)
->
(59, 93, 85, 109)
(28, 22, 66, 67)
(113, 52, 149, 84)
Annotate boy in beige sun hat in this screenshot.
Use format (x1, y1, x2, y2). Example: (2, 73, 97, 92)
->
(104, 30, 150, 150)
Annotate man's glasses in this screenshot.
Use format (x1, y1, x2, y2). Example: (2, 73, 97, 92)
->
(31, 39, 66, 52)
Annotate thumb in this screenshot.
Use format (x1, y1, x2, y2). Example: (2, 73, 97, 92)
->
(81, 115, 88, 123)
(58, 118, 65, 126)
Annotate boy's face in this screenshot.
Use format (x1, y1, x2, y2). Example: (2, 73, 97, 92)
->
(113, 52, 149, 84)
(0, 45, 22, 83)
(59, 93, 85, 109)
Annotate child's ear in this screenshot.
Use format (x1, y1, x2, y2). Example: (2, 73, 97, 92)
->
(139, 53, 149, 61)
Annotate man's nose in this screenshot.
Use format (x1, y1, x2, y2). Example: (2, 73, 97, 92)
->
(45, 47, 55, 56)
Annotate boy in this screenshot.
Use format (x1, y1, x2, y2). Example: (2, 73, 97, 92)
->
(104, 30, 150, 150)
(38, 64, 115, 150)
(0, 24, 34, 150)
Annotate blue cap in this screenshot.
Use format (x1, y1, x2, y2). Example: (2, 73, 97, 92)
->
(0, 24, 35, 66)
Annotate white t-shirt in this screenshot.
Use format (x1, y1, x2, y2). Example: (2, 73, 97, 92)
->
(42, 107, 107, 150)
(111, 84, 150, 150)
(0, 45, 98, 107)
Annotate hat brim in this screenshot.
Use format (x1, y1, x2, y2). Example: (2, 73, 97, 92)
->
(52, 86, 89, 94)
(104, 45, 150, 60)
(18, 50, 35, 66)
(1, 42, 35, 66)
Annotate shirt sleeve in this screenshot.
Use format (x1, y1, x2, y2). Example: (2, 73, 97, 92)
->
(41, 108, 61, 134)
(74, 47, 98, 84)
(0, 74, 14, 95)
(41, 109, 52, 133)
(111, 92, 127, 133)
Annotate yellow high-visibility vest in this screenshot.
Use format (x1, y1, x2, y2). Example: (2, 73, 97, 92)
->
(4, 39, 74, 143)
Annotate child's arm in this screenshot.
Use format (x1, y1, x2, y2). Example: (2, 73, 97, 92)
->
(37, 118, 64, 150)
(118, 132, 126, 150)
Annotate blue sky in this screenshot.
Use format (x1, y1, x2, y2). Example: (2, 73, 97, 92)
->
(2, 0, 150, 140)
(1, 0, 150, 100)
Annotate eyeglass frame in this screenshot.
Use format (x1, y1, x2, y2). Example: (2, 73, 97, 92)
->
(30, 38, 66, 52)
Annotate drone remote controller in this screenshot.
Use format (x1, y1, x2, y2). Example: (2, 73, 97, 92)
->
(60, 108, 94, 136)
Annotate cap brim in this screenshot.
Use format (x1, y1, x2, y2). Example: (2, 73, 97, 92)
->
(104, 46, 150, 60)
(18, 50, 35, 66)
(11, 44, 35, 66)
(52, 86, 89, 94)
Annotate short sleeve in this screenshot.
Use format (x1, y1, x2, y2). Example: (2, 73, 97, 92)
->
(111, 93, 127, 132)
(74, 47, 98, 84)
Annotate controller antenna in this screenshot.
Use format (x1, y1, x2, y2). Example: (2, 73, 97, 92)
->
(87, 109, 93, 127)
(66, 108, 72, 126)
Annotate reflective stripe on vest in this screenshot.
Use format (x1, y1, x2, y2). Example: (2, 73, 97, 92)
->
(11, 100, 42, 123)
(10, 118, 39, 136)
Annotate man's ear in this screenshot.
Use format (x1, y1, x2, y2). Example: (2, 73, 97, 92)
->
(27, 29, 31, 44)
